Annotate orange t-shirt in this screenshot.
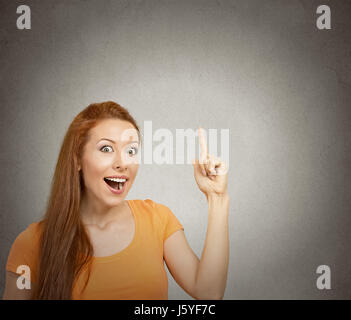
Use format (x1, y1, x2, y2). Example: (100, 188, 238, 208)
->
(5, 199, 184, 300)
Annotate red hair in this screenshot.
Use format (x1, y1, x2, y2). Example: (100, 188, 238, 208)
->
(32, 101, 140, 299)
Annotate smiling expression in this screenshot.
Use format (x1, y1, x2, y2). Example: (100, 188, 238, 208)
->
(78, 118, 140, 208)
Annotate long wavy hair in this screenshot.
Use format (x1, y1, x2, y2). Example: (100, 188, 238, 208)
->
(31, 101, 141, 299)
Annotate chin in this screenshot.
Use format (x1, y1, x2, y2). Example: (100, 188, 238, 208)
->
(105, 197, 126, 207)
(108, 192, 130, 205)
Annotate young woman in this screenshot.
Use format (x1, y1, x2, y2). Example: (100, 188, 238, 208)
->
(3, 101, 229, 300)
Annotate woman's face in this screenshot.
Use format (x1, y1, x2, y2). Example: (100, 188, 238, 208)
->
(79, 118, 140, 208)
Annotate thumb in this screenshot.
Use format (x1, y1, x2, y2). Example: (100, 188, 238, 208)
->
(192, 158, 199, 171)
(192, 158, 197, 167)
(192, 158, 206, 176)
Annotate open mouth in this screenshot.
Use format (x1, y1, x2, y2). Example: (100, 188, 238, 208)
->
(104, 177, 128, 191)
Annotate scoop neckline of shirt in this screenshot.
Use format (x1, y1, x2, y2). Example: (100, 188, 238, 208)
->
(92, 199, 138, 263)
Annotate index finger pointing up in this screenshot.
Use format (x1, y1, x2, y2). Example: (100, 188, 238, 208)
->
(199, 126, 208, 162)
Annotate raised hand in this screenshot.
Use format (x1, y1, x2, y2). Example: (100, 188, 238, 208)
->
(192, 126, 228, 199)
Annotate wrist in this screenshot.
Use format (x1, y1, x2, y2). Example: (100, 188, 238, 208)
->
(206, 192, 230, 204)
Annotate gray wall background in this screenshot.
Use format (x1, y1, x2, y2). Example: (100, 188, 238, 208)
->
(1, 0, 350, 299)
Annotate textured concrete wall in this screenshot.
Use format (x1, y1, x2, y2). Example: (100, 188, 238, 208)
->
(0, 0, 350, 299)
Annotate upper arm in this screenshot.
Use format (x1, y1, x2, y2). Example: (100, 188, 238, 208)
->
(163, 230, 200, 299)
(2, 271, 34, 300)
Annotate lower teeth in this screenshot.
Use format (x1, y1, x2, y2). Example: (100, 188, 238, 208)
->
(118, 182, 122, 190)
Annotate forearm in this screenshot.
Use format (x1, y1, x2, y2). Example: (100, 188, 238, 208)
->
(194, 194, 230, 300)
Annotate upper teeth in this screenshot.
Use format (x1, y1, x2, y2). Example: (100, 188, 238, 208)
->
(105, 177, 126, 182)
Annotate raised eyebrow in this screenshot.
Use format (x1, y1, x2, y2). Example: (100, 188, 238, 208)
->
(125, 140, 139, 145)
(98, 138, 139, 145)
(98, 138, 116, 144)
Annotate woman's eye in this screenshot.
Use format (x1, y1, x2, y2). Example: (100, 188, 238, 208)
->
(100, 145, 113, 153)
(127, 147, 138, 156)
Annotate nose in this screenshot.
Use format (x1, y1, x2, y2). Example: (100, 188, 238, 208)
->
(113, 149, 128, 171)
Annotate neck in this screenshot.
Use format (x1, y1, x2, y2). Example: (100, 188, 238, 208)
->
(79, 192, 127, 227)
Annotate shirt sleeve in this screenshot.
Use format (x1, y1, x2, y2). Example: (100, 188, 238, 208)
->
(5, 223, 39, 283)
(155, 202, 184, 242)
